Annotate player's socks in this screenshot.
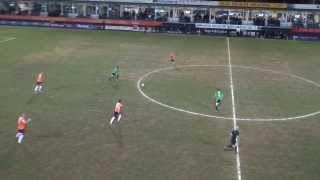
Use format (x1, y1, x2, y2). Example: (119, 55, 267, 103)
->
(110, 117, 115, 124)
(215, 102, 220, 111)
(34, 85, 38, 92)
(117, 114, 122, 122)
(35, 85, 40, 92)
(17, 134, 24, 144)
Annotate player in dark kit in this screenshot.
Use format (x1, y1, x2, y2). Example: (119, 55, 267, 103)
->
(224, 126, 240, 152)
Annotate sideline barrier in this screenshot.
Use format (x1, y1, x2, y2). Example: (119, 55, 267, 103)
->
(195, 23, 260, 31)
(0, 20, 103, 30)
(0, 15, 162, 27)
(292, 27, 320, 34)
(292, 27, 320, 40)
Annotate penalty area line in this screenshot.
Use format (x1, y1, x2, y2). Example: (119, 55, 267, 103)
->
(0, 37, 16, 44)
(227, 37, 242, 180)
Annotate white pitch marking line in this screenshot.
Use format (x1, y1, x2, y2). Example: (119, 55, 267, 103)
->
(0, 37, 16, 44)
(137, 64, 320, 121)
(227, 37, 242, 180)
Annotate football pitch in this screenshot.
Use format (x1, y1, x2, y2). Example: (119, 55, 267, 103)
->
(1, 26, 320, 180)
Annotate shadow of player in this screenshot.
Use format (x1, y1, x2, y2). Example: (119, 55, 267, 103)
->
(26, 93, 57, 106)
(26, 94, 37, 105)
(108, 123, 123, 148)
(111, 81, 120, 90)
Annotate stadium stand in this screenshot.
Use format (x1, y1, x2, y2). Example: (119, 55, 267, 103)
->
(0, 0, 319, 40)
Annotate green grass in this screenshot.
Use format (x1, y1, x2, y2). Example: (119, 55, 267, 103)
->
(0, 26, 320, 180)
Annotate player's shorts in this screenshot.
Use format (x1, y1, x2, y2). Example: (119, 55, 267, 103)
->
(231, 138, 237, 145)
(36, 82, 44, 85)
(113, 111, 120, 118)
(112, 72, 116, 76)
(216, 99, 221, 104)
(17, 129, 25, 134)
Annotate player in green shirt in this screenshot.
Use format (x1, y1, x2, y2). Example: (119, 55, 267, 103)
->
(214, 89, 224, 111)
(109, 66, 120, 80)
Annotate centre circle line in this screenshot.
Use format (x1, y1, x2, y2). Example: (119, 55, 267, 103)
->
(137, 65, 320, 122)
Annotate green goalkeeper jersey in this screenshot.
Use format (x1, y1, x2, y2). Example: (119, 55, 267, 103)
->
(214, 90, 223, 101)
(112, 67, 119, 75)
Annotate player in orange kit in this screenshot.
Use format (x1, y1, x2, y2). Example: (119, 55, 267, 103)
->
(15, 113, 31, 144)
(34, 72, 44, 93)
(110, 99, 123, 125)
(169, 52, 176, 62)
(169, 52, 177, 69)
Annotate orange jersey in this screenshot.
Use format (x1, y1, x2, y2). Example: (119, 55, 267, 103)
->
(17, 116, 26, 130)
(170, 52, 176, 60)
(36, 72, 44, 83)
(114, 102, 122, 113)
